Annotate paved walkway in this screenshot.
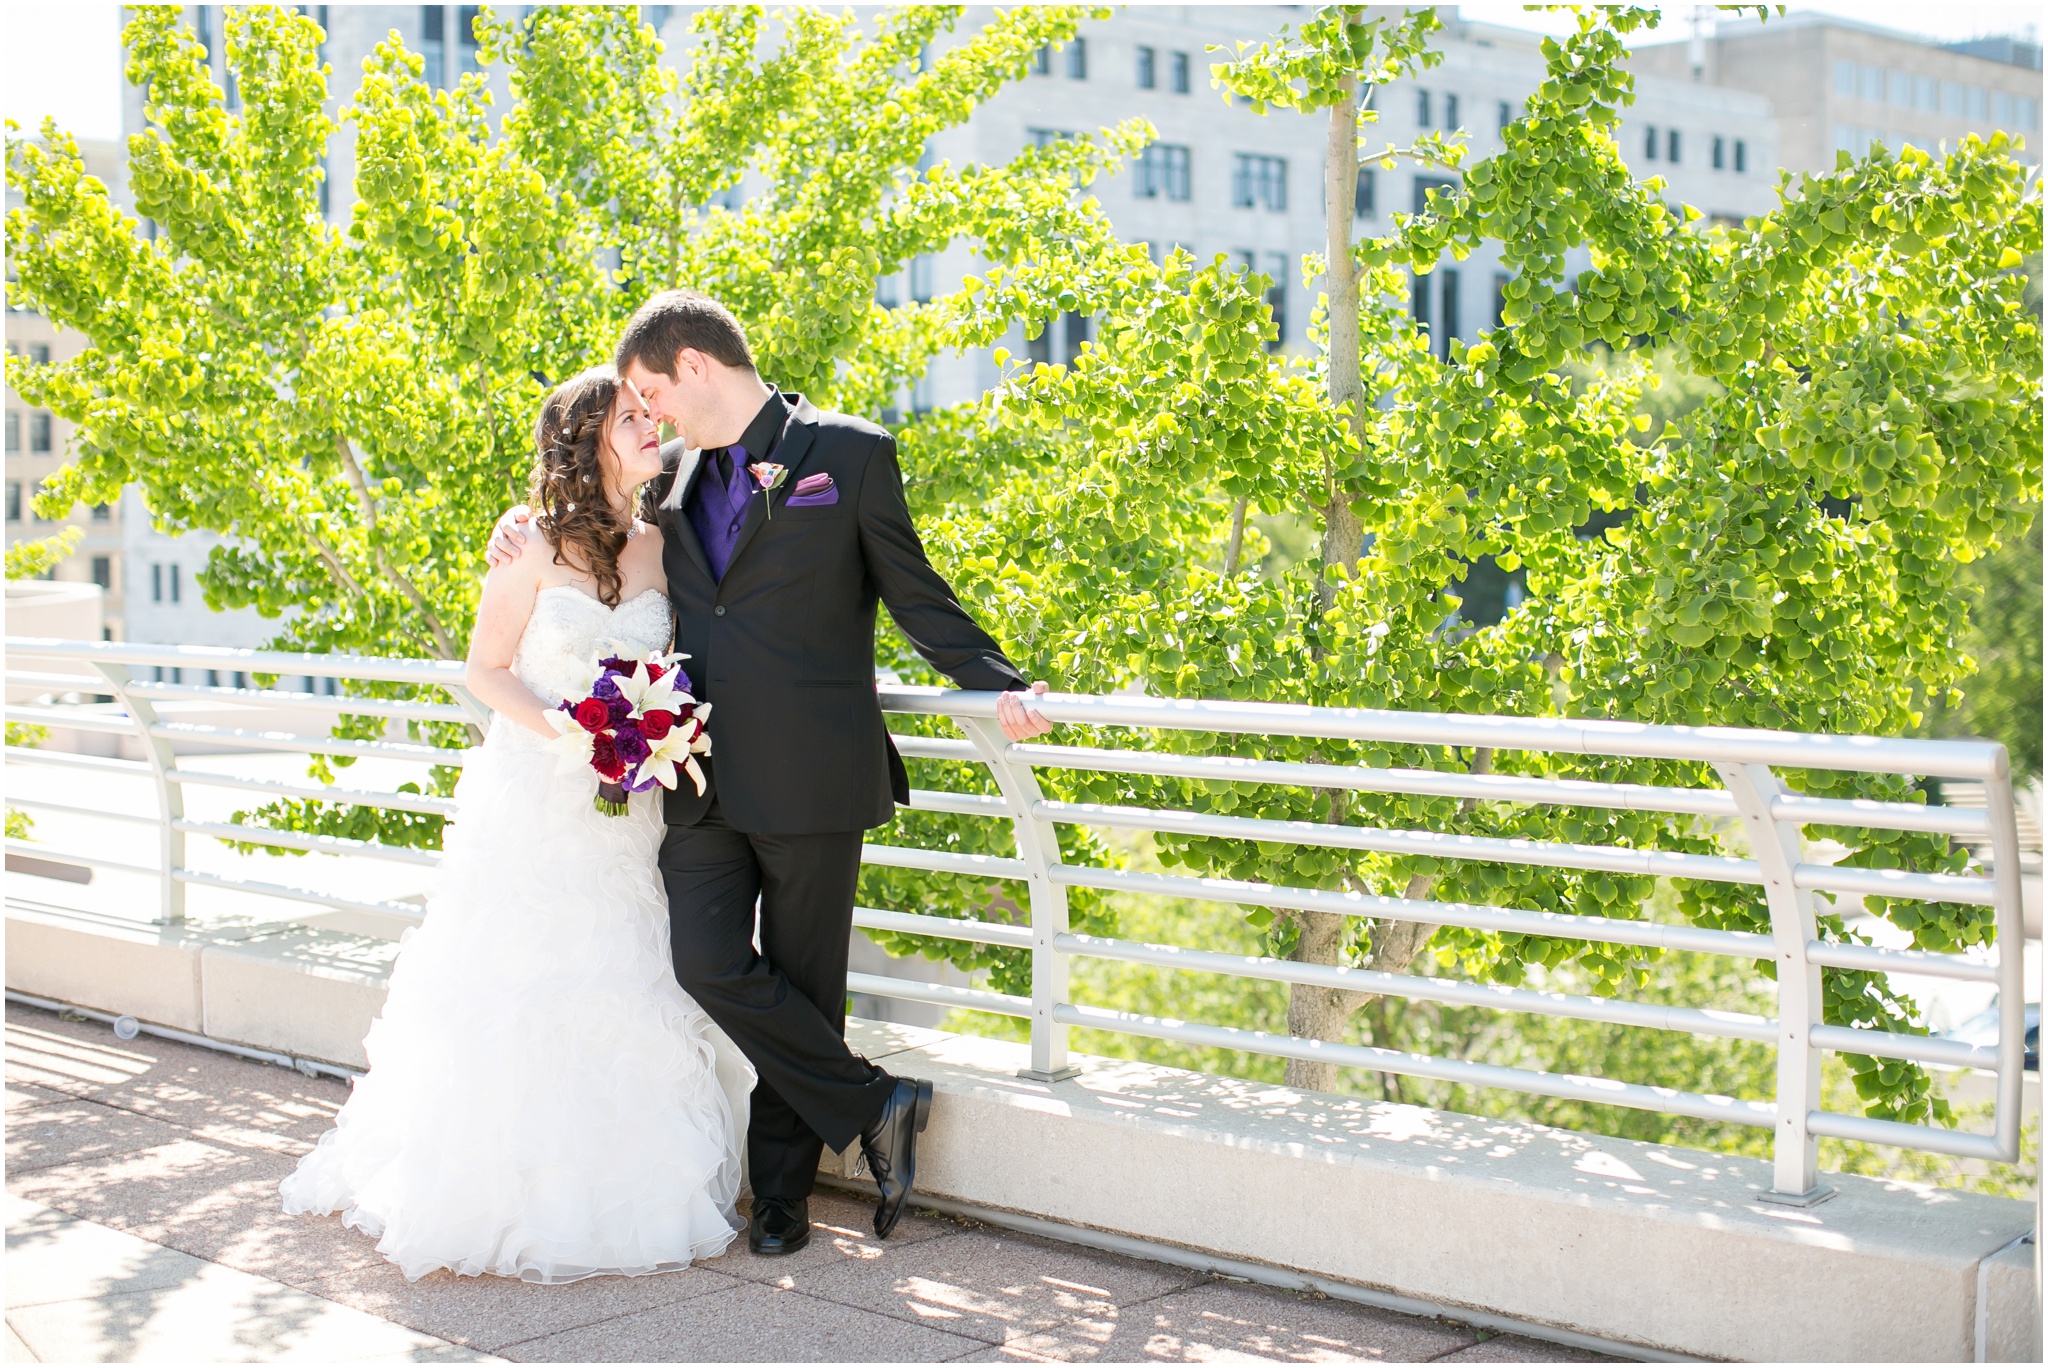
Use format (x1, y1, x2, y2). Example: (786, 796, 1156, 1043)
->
(5, 1003, 1602, 1363)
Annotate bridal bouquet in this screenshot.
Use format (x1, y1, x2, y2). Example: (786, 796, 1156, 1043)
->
(544, 649, 712, 816)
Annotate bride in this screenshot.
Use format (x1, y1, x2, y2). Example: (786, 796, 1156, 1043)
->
(280, 367, 754, 1282)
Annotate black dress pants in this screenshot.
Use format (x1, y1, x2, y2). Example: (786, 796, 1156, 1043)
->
(659, 798, 897, 1201)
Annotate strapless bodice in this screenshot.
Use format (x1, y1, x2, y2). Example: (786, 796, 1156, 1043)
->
(510, 587, 674, 707)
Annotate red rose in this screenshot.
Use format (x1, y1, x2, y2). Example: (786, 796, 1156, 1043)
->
(640, 710, 674, 741)
(574, 697, 611, 734)
(645, 663, 666, 683)
(590, 733, 626, 780)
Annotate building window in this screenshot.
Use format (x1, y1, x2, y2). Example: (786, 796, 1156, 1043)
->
(1231, 154, 1287, 212)
(91, 502, 110, 522)
(4, 411, 16, 453)
(1411, 272, 1430, 339)
(1733, 139, 1747, 173)
(29, 412, 51, 453)
(1913, 75, 1937, 112)
(1943, 80, 1966, 116)
(1712, 135, 1725, 169)
(421, 6, 446, 87)
(1027, 319, 1051, 366)
(29, 344, 49, 365)
(1136, 45, 1155, 89)
(91, 556, 111, 590)
(1170, 51, 1190, 95)
(1834, 59, 1856, 97)
(1967, 86, 1988, 119)
(1666, 128, 1681, 163)
(1858, 64, 1883, 103)
(1643, 125, 1658, 160)
(1491, 272, 1510, 329)
(151, 563, 163, 602)
(1065, 37, 1086, 80)
(1061, 311, 1089, 365)
(1444, 93, 1459, 129)
(1440, 270, 1460, 359)
(1992, 90, 2015, 126)
(5, 481, 19, 522)
(170, 563, 181, 604)
(1417, 88, 1432, 127)
(875, 271, 899, 309)
(908, 254, 933, 303)
(1032, 43, 1051, 76)
(1497, 99, 1513, 130)
(1025, 127, 1071, 149)
(1413, 175, 1457, 216)
(1888, 69, 1911, 107)
(1355, 166, 1376, 217)
(458, 5, 482, 76)
(1263, 252, 1287, 351)
(1136, 143, 1191, 201)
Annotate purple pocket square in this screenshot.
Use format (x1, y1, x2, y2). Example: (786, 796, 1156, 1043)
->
(786, 473, 838, 507)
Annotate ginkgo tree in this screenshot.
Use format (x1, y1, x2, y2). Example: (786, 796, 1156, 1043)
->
(891, 4, 2040, 1120)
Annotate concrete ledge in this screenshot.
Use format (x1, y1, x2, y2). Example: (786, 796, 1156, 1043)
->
(8, 902, 2038, 1360)
(4, 902, 209, 1033)
(835, 1023, 2040, 1363)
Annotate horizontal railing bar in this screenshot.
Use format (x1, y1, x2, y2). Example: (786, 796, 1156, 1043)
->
(148, 723, 469, 767)
(3, 839, 160, 877)
(1, 746, 150, 776)
(875, 687, 2005, 779)
(1035, 799, 1762, 885)
(126, 680, 472, 723)
(903, 789, 1012, 817)
(168, 770, 459, 817)
(1054, 1004, 1776, 1127)
(845, 972, 1031, 1017)
(1803, 938, 2001, 984)
(1053, 933, 1779, 1042)
(6, 637, 471, 688)
(852, 906, 1035, 949)
(889, 734, 981, 762)
(1805, 1109, 2011, 1162)
(1771, 793, 1991, 837)
(4, 671, 107, 691)
(1808, 1023, 1998, 1071)
(171, 868, 426, 924)
(1050, 865, 1775, 958)
(5, 798, 157, 825)
(1007, 744, 1738, 817)
(1794, 863, 1996, 907)
(860, 844, 1028, 880)
(171, 819, 442, 868)
(4, 706, 138, 736)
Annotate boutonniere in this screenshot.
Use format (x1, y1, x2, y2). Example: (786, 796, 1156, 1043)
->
(749, 462, 789, 518)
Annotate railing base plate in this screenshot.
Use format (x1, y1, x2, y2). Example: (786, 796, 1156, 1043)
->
(1017, 1066, 1082, 1083)
(1755, 1185, 1837, 1208)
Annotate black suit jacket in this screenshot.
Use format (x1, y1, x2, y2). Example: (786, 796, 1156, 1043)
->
(654, 392, 1027, 834)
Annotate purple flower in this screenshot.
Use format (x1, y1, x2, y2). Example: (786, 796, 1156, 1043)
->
(592, 674, 622, 701)
(613, 726, 651, 767)
(606, 694, 632, 726)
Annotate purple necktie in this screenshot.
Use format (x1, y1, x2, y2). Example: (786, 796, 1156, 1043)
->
(689, 443, 754, 582)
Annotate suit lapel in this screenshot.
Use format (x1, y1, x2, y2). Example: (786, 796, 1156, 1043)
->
(655, 439, 714, 581)
(719, 392, 821, 582)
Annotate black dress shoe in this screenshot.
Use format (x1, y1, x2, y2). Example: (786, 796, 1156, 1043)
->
(859, 1076, 933, 1239)
(748, 1196, 810, 1256)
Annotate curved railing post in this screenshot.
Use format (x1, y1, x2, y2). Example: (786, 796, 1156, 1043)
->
(964, 715, 1079, 1082)
(92, 661, 185, 925)
(1717, 761, 1830, 1204)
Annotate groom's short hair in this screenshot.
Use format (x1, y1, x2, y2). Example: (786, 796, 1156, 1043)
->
(615, 290, 756, 378)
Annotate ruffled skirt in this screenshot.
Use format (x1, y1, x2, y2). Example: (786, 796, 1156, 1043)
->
(279, 721, 753, 1283)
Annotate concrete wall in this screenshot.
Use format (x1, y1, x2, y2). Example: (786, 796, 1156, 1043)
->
(8, 899, 2038, 1360)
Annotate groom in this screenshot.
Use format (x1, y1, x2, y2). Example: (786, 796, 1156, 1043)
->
(487, 289, 1053, 1256)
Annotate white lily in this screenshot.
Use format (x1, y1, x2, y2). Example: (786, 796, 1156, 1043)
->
(616, 657, 690, 719)
(540, 706, 596, 775)
(635, 710, 713, 796)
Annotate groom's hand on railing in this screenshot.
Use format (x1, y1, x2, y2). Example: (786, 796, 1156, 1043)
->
(997, 681, 1055, 742)
(485, 505, 534, 568)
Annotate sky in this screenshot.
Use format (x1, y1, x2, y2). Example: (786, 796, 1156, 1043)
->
(1, 3, 2040, 144)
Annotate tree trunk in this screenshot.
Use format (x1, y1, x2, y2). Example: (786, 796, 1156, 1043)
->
(1222, 497, 1249, 578)
(1283, 79, 1369, 1094)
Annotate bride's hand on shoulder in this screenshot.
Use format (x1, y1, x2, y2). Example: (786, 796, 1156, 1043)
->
(485, 505, 534, 569)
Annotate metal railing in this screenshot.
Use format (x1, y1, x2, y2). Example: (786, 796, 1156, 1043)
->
(3, 635, 2030, 1203)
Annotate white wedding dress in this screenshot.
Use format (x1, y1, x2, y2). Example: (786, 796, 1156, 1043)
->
(280, 586, 754, 1283)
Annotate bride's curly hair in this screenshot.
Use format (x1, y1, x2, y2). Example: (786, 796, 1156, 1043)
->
(528, 366, 646, 608)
